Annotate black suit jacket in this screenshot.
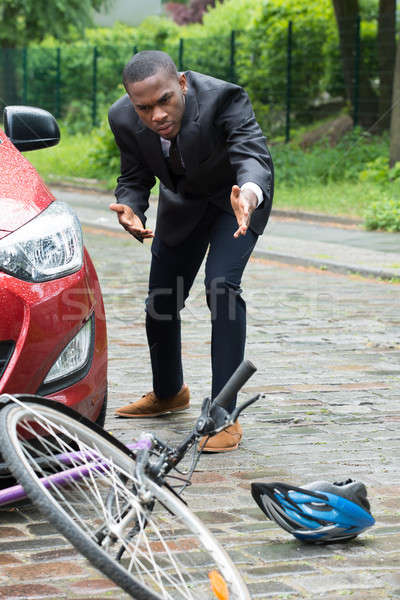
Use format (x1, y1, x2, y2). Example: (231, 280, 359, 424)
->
(108, 71, 274, 246)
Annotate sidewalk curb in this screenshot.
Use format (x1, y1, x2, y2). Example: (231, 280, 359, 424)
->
(270, 208, 362, 226)
(253, 248, 399, 280)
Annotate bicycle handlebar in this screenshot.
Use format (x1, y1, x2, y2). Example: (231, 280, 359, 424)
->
(212, 360, 257, 411)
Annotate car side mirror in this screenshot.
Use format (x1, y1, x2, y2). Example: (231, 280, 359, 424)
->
(3, 106, 60, 152)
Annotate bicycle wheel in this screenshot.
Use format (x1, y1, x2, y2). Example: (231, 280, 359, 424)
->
(0, 398, 250, 600)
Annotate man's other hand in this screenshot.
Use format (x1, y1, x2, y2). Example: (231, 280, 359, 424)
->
(109, 203, 154, 241)
(230, 185, 257, 238)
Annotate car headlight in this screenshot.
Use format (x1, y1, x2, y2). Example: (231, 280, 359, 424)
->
(43, 317, 93, 385)
(0, 200, 83, 282)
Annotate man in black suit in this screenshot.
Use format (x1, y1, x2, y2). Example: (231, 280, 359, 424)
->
(109, 50, 273, 452)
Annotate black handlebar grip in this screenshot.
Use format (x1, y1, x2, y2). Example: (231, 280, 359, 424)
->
(213, 360, 257, 410)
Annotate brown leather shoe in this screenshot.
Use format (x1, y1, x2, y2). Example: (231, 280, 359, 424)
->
(198, 420, 242, 453)
(115, 385, 190, 418)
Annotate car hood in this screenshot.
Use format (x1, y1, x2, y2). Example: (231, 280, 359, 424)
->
(0, 131, 55, 239)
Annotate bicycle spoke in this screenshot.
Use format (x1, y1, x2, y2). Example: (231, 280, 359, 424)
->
(0, 400, 250, 599)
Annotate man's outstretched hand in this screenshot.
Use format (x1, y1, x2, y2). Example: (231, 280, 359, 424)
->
(230, 185, 257, 238)
(109, 203, 154, 241)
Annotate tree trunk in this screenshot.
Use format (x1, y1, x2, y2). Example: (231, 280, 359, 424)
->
(0, 45, 19, 112)
(332, 0, 359, 97)
(376, 0, 396, 131)
(0, 2, 22, 114)
(332, 0, 378, 127)
(389, 36, 400, 166)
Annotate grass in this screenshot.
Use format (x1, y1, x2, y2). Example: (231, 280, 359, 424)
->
(24, 127, 104, 185)
(274, 180, 380, 219)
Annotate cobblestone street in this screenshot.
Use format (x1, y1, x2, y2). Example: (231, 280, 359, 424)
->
(0, 222, 399, 599)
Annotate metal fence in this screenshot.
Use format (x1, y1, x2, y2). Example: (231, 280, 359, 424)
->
(0, 18, 392, 141)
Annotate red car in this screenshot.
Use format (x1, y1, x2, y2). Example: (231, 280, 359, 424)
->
(0, 106, 107, 429)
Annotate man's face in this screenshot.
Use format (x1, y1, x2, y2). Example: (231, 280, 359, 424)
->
(126, 70, 187, 139)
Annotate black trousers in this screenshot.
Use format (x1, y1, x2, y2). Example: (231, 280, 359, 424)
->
(145, 203, 258, 412)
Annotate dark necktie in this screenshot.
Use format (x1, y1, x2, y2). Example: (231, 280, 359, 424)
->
(166, 137, 185, 176)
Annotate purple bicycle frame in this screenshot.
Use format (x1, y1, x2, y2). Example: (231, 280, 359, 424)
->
(0, 438, 151, 507)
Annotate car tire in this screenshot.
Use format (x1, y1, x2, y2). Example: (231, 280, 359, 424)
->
(95, 392, 108, 429)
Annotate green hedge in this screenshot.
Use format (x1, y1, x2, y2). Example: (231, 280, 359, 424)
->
(17, 0, 379, 136)
(364, 195, 400, 231)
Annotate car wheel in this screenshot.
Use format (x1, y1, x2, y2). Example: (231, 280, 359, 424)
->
(95, 392, 108, 429)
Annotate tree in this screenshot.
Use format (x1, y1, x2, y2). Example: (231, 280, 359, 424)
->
(389, 35, 400, 166)
(332, 0, 396, 129)
(377, 0, 396, 130)
(0, 0, 109, 106)
(166, 0, 218, 25)
(332, 0, 378, 127)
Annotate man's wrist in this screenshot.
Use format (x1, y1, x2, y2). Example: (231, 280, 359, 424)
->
(241, 188, 258, 210)
(241, 182, 263, 207)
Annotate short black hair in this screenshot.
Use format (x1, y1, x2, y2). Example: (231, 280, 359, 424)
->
(123, 51, 178, 88)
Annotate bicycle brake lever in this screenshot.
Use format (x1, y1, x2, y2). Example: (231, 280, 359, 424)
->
(230, 394, 261, 423)
(196, 397, 231, 435)
(205, 403, 230, 433)
(195, 397, 212, 434)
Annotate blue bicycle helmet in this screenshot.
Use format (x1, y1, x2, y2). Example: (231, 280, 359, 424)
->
(251, 479, 375, 543)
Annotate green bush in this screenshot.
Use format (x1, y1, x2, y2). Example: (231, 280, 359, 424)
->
(359, 156, 400, 184)
(364, 194, 400, 231)
(236, 0, 338, 136)
(23, 47, 61, 114)
(168, 0, 263, 80)
(358, 155, 400, 232)
(88, 115, 120, 186)
(193, 0, 262, 34)
(271, 128, 389, 186)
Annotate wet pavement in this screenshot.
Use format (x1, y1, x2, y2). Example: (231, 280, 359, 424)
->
(0, 188, 399, 598)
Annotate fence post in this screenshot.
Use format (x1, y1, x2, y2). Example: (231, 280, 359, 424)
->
(22, 48, 28, 105)
(230, 30, 236, 83)
(92, 46, 98, 127)
(285, 21, 293, 143)
(353, 15, 361, 128)
(133, 45, 138, 55)
(55, 48, 61, 119)
(178, 38, 184, 71)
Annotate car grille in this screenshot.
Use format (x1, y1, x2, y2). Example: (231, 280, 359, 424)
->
(0, 341, 14, 380)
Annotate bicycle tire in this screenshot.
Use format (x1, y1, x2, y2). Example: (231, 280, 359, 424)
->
(0, 398, 250, 599)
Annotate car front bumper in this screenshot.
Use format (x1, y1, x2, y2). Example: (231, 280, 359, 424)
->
(0, 248, 107, 423)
